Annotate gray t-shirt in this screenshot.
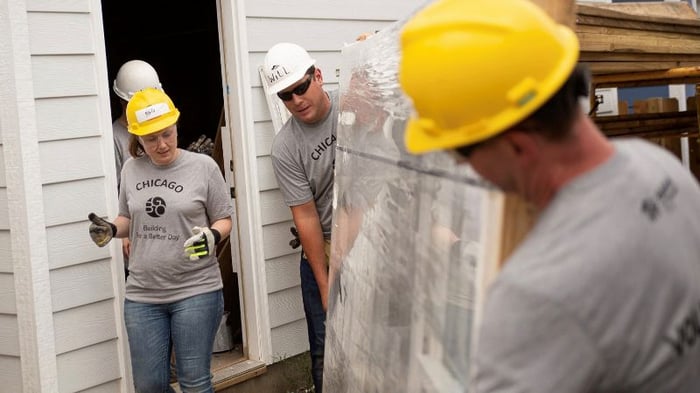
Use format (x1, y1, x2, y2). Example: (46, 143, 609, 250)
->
(118, 149, 234, 303)
(270, 90, 338, 237)
(475, 139, 700, 392)
(112, 119, 130, 188)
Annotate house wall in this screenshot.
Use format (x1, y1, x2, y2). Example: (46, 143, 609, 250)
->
(240, 0, 427, 360)
(0, 0, 128, 392)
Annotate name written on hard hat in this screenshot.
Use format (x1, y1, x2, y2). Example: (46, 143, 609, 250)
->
(136, 103, 171, 123)
(268, 64, 291, 84)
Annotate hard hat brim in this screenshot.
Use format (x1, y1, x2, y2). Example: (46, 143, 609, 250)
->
(128, 111, 180, 136)
(267, 60, 316, 95)
(404, 25, 580, 155)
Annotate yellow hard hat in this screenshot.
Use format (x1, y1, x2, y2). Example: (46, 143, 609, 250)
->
(399, 0, 580, 154)
(126, 88, 180, 136)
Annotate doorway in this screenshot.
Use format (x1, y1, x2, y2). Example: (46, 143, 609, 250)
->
(100, 0, 246, 376)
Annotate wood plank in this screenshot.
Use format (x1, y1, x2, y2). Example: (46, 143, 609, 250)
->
(270, 318, 309, 360)
(40, 138, 105, 184)
(262, 221, 302, 260)
(577, 2, 699, 21)
(0, 188, 8, 230)
(254, 121, 275, 158)
(48, 222, 112, 269)
(577, 31, 700, 55)
(260, 189, 292, 225)
(532, 0, 576, 26)
(257, 156, 279, 191)
(244, 0, 425, 21)
(211, 360, 267, 392)
(583, 61, 700, 76)
(577, 24, 700, 42)
(0, 231, 11, 273)
(580, 52, 700, 63)
(56, 341, 121, 393)
(0, 273, 16, 314)
(591, 66, 700, 88)
(575, 2, 700, 75)
(0, 148, 6, 188)
(31, 55, 98, 98)
(27, 12, 93, 55)
(594, 112, 698, 138)
(577, 14, 700, 35)
(268, 286, 305, 328)
(246, 18, 394, 53)
(266, 253, 301, 293)
(50, 259, 114, 312)
(0, 356, 22, 393)
(595, 113, 695, 127)
(35, 96, 102, 142)
(0, 314, 19, 356)
(53, 300, 118, 354)
(43, 178, 107, 227)
(252, 87, 272, 124)
(72, 380, 121, 393)
(26, 0, 90, 12)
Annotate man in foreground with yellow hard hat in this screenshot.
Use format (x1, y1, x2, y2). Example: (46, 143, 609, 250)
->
(399, 0, 700, 391)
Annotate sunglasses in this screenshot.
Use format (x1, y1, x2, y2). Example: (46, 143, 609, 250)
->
(277, 69, 315, 101)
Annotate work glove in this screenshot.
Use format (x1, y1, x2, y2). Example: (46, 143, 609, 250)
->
(289, 226, 301, 249)
(183, 226, 221, 261)
(88, 213, 117, 247)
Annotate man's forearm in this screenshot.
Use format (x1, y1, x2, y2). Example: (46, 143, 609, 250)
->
(299, 231, 329, 310)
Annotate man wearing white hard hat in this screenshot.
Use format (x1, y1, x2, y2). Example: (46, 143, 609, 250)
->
(112, 59, 164, 189)
(263, 42, 336, 393)
(111, 59, 164, 278)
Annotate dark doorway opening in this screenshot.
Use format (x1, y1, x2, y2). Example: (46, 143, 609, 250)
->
(100, 0, 245, 380)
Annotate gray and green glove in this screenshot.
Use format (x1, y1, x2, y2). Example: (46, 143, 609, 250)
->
(183, 226, 220, 261)
(88, 213, 117, 247)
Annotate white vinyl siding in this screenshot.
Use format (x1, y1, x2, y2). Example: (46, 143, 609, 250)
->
(0, 0, 128, 391)
(241, 0, 426, 361)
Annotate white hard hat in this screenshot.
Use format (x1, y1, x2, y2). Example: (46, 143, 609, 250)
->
(263, 43, 316, 94)
(113, 60, 163, 101)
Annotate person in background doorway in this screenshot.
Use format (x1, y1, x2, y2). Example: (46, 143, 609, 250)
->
(263, 42, 337, 393)
(399, 0, 700, 391)
(112, 59, 164, 277)
(88, 87, 233, 393)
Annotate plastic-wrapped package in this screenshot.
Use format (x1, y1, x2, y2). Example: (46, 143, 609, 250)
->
(325, 13, 494, 393)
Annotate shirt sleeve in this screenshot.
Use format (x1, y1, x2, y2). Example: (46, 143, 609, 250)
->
(474, 280, 603, 393)
(270, 142, 313, 207)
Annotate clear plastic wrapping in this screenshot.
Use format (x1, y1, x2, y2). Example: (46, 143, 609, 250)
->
(326, 15, 493, 393)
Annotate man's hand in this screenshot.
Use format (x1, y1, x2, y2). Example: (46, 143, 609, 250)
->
(88, 213, 117, 247)
(183, 226, 220, 261)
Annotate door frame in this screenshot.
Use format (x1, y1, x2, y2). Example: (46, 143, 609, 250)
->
(216, 0, 273, 364)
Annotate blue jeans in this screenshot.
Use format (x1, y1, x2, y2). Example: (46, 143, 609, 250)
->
(124, 290, 224, 393)
(300, 256, 326, 393)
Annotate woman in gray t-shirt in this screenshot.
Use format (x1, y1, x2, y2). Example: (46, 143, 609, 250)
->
(88, 88, 233, 393)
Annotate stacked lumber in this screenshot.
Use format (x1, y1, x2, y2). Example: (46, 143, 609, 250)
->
(576, 2, 700, 75)
(595, 111, 698, 139)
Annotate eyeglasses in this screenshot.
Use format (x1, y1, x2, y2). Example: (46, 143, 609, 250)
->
(140, 129, 176, 146)
(277, 71, 315, 101)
